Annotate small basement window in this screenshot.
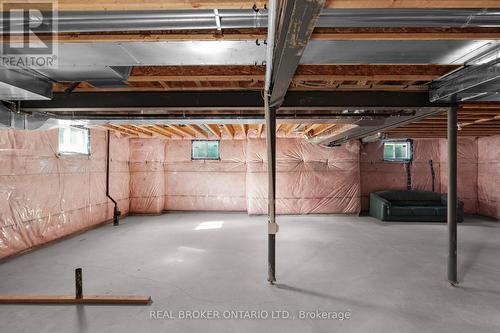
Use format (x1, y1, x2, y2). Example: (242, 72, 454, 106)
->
(192, 140, 220, 160)
(383, 139, 412, 162)
(58, 126, 90, 155)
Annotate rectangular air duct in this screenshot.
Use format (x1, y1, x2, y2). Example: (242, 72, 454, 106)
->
(0, 69, 52, 100)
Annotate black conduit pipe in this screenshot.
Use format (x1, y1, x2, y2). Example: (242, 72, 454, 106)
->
(106, 130, 121, 226)
(429, 160, 436, 192)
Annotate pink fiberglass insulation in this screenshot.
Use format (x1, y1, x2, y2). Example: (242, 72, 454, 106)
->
(164, 139, 247, 211)
(477, 135, 500, 219)
(129, 138, 166, 214)
(439, 137, 478, 214)
(1, 129, 497, 260)
(360, 139, 442, 210)
(246, 138, 361, 214)
(0, 129, 129, 259)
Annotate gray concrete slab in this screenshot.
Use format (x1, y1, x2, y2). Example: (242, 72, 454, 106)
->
(0, 213, 499, 333)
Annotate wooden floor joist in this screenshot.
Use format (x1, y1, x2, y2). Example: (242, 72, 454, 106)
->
(52, 64, 457, 93)
(54, 0, 266, 11)
(310, 27, 500, 41)
(323, 0, 500, 8)
(10, 27, 500, 44)
(128, 64, 459, 82)
(44, 0, 500, 11)
(384, 108, 500, 138)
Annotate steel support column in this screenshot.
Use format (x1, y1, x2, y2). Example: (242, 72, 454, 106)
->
(263, 0, 324, 283)
(265, 94, 278, 283)
(447, 106, 458, 285)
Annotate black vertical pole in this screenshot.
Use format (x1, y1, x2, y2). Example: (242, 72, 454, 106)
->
(448, 106, 458, 285)
(106, 130, 120, 226)
(429, 160, 435, 192)
(75, 268, 83, 299)
(265, 94, 277, 283)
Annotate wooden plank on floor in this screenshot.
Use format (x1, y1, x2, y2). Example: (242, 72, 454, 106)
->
(0, 295, 151, 304)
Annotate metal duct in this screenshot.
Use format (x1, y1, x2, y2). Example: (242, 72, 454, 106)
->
(324, 108, 448, 146)
(7, 40, 490, 72)
(0, 69, 52, 100)
(430, 43, 500, 102)
(1, 9, 268, 33)
(2, 9, 499, 33)
(0, 103, 51, 130)
(317, 9, 500, 28)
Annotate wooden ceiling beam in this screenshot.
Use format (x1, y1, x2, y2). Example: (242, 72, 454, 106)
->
(129, 75, 263, 82)
(323, 1, 500, 8)
(143, 125, 172, 138)
(286, 124, 300, 136)
(102, 124, 139, 137)
(24, 27, 500, 43)
(53, 84, 427, 93)
(153, 125, 183, 138)
(205, 124, 221, 139)
(95, 125, 132, 137)
(126, 125, 157, 137)
(310, 27, 500, 40)
(388, 127, 500, 131)
(166, 125, 194, 138)
(257, 124, 264, 138)
(39, 1, 500, 11)
(129, 64, 457, 80)
(186, 124, 208, 138)
(129, 74, 442, 82)
(460, 104, 500, 110)
(114, 124, 150, 137)
(222, 124, 234, 138)
(304, 124, 323, 135)
(53, 1, 267, 11)
(310, 124, 336, 137)
(239, 124, 247, 137)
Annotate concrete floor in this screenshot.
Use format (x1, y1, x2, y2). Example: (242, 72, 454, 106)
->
(1, 213, 499, 333)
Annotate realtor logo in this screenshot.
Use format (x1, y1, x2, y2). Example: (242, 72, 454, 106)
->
(1, 1, 58, 68)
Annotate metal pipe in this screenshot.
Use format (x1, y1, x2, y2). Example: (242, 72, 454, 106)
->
(106, 130, 121, 226)
(447, 106, 458, 285)
(75, 268, 83, 299)
(264, 0, 278, 284)
(429, 160, 436, 192)
(265, 94, 277, 284)
(4, 9, 498, 34)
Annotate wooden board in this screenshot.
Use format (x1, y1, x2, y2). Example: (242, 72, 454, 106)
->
(34, 1, 500, 11)
(11, 27, 500, 43)
(0, 295, 151, 305)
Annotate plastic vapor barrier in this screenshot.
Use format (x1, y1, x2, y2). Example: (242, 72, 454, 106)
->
(360, 139, 442, 210)
(0, 129, 129, 259)
(477, 135, 500, 219)
(439, 137, 478, 214)
(164, 139, 247, 211)
(1, 129, 498, 259)
(246, 138, 361, 214)
(129, 138, 165, 214)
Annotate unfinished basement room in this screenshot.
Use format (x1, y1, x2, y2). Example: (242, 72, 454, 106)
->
(1, 1, 500, 332)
